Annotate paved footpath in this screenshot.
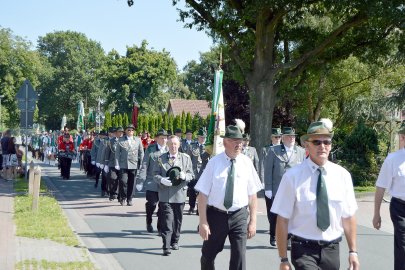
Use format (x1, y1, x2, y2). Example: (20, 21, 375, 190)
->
(37, 162, 394, 270)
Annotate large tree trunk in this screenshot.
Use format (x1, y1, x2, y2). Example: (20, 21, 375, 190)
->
(247, 73, 277, 155)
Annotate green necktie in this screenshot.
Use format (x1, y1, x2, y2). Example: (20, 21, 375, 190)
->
(224, 159, 235, 209)
(317, 167, 330, 231)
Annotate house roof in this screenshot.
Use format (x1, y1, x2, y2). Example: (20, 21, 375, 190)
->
(167, 99, 211, 118)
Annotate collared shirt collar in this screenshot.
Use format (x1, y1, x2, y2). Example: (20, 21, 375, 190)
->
(224, 152, 241, 163)
(305, 157, 330, 174)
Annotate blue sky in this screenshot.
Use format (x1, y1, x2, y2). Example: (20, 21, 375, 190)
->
(0, 0, 213, 69)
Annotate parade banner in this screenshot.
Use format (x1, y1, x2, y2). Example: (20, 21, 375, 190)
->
(206, 69, 225, 156)
(61, 114, 67, 131)
(76, 100, 85, 131)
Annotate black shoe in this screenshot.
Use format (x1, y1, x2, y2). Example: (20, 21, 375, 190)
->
(270, 239, 276, 247)
(147, 224, 153, 233)
(127, 200, 133, 206)
(188, 208, 195, 215)
(171, 243, 179, 250)
(163, 249, 171, 256)
(119, 200, 124, 206)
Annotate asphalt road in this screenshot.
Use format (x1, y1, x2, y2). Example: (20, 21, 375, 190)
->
(40, 161, 394, 270)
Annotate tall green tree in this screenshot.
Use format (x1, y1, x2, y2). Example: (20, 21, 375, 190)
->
(101, 41, 178, 115)
(171, 0, 405, 151)
(123, 113, 129, 128)
(104, 112, 112, 129)
(0, 27, 51, 128)
(37, 31, 107, 129)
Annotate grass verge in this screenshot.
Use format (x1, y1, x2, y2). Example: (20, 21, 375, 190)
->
(13, 178, 79, 247)
(354, 186, 376, 193)
(15, 259, 95, 270)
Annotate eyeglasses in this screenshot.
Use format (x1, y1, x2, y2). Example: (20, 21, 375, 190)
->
(308, 140, 332, 146)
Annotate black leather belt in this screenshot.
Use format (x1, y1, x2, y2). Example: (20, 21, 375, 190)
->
(291, 235, 342, 246)
(392, 197, 405, 205)
(207, 205, 246, 214)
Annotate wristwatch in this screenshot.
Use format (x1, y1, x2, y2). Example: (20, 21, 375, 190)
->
(280, 257, 289, 263)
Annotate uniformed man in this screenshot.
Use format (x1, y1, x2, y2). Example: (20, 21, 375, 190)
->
(90, 131, 101, 187)
(103, 127, 124, 201)
(260, 127, 282, 181)
(95, 130, 109, 197)
(242, 133, 259, 173)
(137, 128, 168, 233)
(180, 129, 194, 153)
(115, 124, 144, 206)
(58, 134, 76, 180)
(263, 127, 306, 247)
(187, 128, 210, 215)
(373, 121, 405, 270)
(79, 132, 94, 177)
(195, 124, 262, 270)
(174, 128, 183, 140)
(272, 120, 359, 270)
(153, 135, 193, 256)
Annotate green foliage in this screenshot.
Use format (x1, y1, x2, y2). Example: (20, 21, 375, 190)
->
(0, 27, 51, 128)
(117, 114, 123, 127)
(104, 112, 112, 129)
(37, 30, 107, 129)
(186, 112, 193, 131)
(122, 113, 129, 128)
(101, 41, 178, 115)
(337, 121, 380, 186)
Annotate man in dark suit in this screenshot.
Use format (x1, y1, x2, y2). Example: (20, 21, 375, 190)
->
(263, 127, 306, 247)
(153, 135, 193, 256)
(137, 129, 169, 233)
(115, 124, 144, 206)
(187, 128, 210, 214)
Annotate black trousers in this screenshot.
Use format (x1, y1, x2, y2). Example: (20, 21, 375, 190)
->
(390, 197, 405, 270)
(94, 167, 101, 186)
(108, 168, 120, 198)
(119, 169, 136, 202)
(146, 190, 161, 230)
(101, 170, 108, 192)
(60, 157, 72, 179)
(291, 238, 340, 270)
(159, 202, 184, 249)
(201, 206, 248, 270)
(265, 195, 277, 239)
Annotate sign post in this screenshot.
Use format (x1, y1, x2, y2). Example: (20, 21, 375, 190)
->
(16, 79, 38, 181)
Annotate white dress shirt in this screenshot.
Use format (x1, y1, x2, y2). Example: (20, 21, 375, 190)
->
(271, 158, 358, 241)
(376, 148, 405, 201)
(195, 152, 262, 212)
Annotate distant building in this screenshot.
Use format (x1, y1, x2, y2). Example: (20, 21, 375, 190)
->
(167, 99, 211, 118)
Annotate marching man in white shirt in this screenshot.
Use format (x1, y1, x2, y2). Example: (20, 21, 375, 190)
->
(195, 124, 262, 270)
(373, 121, 405, 270)
(271, 120, 359, 270)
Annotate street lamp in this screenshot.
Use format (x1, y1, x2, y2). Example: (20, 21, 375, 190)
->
(0, 95, 4, 130)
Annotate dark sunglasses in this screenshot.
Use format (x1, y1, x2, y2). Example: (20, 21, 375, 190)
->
(308, 140, 332, 146)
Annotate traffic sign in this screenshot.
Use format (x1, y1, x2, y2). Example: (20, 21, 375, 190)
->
(16, 79, 38, 128)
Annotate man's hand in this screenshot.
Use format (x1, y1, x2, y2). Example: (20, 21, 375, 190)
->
(199, 223, 210, 240)
(247, 220, 256, 239)
(279, 262, 292, 270)
(372, 213, 381, 230)
(265, 190, 273, 199)
(114, 165, 120, 171)
(348, 253, 360, 270)
(103, 166, 109, 173)
(160, 177, 172, 187)
(179, 171, 186, 180)
(91, 161, 95, 165)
